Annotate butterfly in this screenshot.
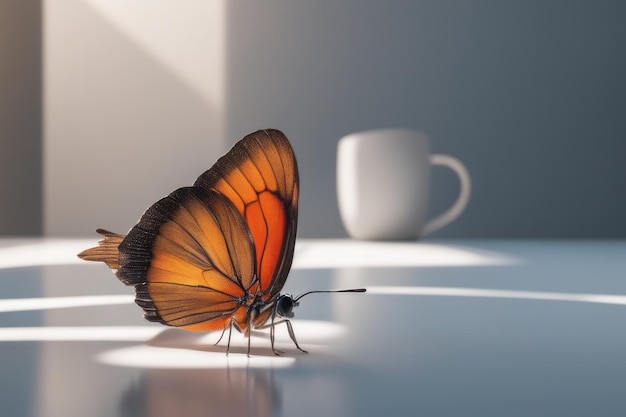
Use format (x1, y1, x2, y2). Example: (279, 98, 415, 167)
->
(78, 129, 365, 355)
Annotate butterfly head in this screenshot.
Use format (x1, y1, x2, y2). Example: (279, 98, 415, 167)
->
(276, 294, 298, 318)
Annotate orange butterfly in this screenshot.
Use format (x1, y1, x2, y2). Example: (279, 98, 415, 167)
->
(79, 129, 364, 355)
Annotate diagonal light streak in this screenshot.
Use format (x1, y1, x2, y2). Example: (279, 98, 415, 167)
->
(0, 326, 162, 342)
(367, 286, 626, 306)
(0, 294, 134, 312)
(0, 239, 516, 270)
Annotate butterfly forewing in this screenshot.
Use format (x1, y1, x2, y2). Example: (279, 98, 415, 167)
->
(194, 129, 299, 298)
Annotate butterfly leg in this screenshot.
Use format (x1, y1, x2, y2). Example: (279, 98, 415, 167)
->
(225, 319, 234, 355)
(258, 319, 308, 354)
(213, 326, 228, 347)
(246, 316, 253, 357)
(258, 313, 284, 355)
(269, 320, 284, 356)
(283, 319, 308, 354)
(211, 320, 239, 355)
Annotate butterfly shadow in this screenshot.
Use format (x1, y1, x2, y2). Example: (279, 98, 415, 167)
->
(145, 327, 307, 358)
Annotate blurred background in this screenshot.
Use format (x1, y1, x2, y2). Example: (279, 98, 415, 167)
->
(2, 0, 625, 239)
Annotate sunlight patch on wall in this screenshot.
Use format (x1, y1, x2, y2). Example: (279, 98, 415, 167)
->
(83, 0, 225, 104)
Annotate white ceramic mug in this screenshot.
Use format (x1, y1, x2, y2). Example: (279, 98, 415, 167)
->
(337, 128, 471, 240)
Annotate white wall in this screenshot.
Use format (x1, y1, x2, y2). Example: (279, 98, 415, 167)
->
(44, 0, 226, 236)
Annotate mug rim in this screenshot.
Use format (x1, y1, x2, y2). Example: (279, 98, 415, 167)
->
(339, 128, 429, 144)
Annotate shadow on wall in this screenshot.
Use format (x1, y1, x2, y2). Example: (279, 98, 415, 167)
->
(0, 0, 42, 235)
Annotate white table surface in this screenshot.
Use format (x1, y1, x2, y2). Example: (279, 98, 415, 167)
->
(1, 238, 625, 416)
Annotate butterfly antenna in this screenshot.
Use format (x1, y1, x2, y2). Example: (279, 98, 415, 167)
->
(294, 288, 366, 302)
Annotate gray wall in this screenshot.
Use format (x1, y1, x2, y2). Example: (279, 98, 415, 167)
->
(225, 0, 626, 238)
(0, 0, 42, 235)
(3, 1, 626, 238)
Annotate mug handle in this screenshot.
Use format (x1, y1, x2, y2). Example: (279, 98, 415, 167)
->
(421, 154, 471, 236)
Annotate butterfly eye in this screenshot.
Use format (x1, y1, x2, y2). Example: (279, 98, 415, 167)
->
(276, 294, 295, 318)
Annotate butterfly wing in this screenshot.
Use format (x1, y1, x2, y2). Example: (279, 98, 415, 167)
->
(117, 187, 255, 331)
(194, 129, 299, 299)
(89, 129, 298, 332)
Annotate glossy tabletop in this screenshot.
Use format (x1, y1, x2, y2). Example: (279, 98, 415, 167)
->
(1, 238, 626, 416)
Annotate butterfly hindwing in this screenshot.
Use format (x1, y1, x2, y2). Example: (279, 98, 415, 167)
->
(117, 187, 256, 329)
